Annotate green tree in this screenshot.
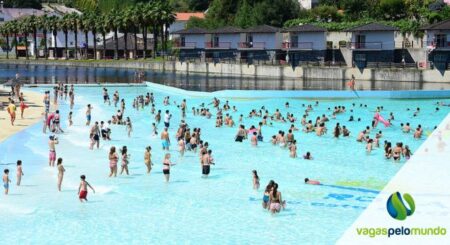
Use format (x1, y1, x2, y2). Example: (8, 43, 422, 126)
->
(339, 0, 370, 20)
(60, 14, 72, 59)
(0, 23, 11, 59)
(378, 0, 406, 20)
(108, 9, 122, 60)
(187, 0, 210, 11)
(36, 15, 50, 59)
(48, 15, 60, 59)
(311, 5, 341, 22)
(18, 16, 34, 60)
(234, 0, 256, 28)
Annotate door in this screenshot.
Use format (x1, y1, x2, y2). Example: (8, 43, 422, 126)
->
(356, 35, 366, 49)
(213, 35, 219, 48)
(435, 34, 447, 48)
(181, 37, 186, 47)
(246, 35, 253, 48)
(291, 35, 298, 48)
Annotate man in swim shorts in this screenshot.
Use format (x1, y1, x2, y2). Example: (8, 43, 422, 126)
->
(78, 175, 95, 202)
(161, 127, 170, 151)
(3, 169, 11, 195)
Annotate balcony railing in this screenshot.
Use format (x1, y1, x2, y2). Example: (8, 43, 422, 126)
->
(349, 42, 382, 50)
(425, 41, 450, 49)
(282, 42, 313, 49)
(238, 42, 265, 49)
(205, 42, 232, 49)
(173, 42, 197, 49)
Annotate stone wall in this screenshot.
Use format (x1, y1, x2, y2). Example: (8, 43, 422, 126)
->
(1, 59, 449, 83)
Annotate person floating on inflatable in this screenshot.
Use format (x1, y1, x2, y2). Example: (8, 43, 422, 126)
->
(373, 112, 391, 127)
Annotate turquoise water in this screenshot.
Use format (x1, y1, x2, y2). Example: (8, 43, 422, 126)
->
(0, 85, 449, 244)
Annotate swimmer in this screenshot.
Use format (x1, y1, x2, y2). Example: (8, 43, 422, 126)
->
(303, 152, 313, 160)
(57, 158, 65, 191)
(125, 117, 133, 137)
(16, 160, 23, 186)
(3, 169, 10, 195)
(86, 104, 92, 126)
(178, 138, 185, 157)
(48, 135, 59, 167)
(68, 111, 73, 126)
(162, 153, 176, 182)
(161, 127, 171, 151)
(251, 132, 258, 146)
(144, 146, 153, 174)
(262, 180, 274, 209)
(252, 170, 260, 190)
(201, 151, 211, 178)
(108, 146, 118, 177)
(7, 100, 16, 126)
(366, 139, 373, 153)
(304, 178, 321, 185)
(289, 140, 297, 158)
(269, 183, 285, 214)
(152, 123, 158, 136)
(78, 175, 95, 202)
(120, 146, 130, 175)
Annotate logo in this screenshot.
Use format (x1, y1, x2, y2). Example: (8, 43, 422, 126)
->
(386, 192, 415, 220)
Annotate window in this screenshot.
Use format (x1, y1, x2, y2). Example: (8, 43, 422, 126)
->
(181, 36, 185, 47)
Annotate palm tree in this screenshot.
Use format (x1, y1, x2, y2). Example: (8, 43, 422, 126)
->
(160, 3, 175, 58)
(108, 9, 121, 60)
(18, 17, 33, 60)
(37, 15, 50, 59)
(8, 20, 20, 59)
(97, 14, 109, 60)
(26, 15, 39, 59)
(68, 13, 79, 59)
(84, 12, 98, 60)
(120, 8, 134, 60)
(140, 3, 155, 59)
(0, 23, 11, 59)
(47, 16, 60, 59)
(60, 15, 72, 59)
(77, 13, 88, 59)
(129, 6, 140, 59)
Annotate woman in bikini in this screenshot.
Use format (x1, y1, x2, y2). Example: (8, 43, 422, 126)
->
(108, 146, 118, 177)
(144, 146, 153, 174)
(269, 183, 285, 214)
(120, 146, 130, 175)
(57, 158, 65, 191)
(163, 153, 176, 182)
(262, 180, 274, 209)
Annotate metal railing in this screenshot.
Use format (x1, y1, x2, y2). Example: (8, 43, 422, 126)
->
(282, 42, 313, 49)
(173, 42, 197, 49)
(349, 42, 383, 50)
(205, 42, 232, 49)
(238, 42, 265, 49)
(425, 41, 450, 49)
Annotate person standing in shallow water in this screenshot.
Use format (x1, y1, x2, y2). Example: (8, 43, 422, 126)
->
(86, 104, 93, 126)
(161, 127, 170, 151)
(144, 146, 153, 174)
(78, 175, 95, 202)
(16, 160, 23, 186)
(57, 158, 65, 191)
(162, 153, 176, 182)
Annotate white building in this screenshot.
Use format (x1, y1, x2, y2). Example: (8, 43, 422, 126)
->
(298, 0, 319, 10)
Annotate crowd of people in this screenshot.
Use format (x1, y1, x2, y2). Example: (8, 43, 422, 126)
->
(2, 82, 443, 214)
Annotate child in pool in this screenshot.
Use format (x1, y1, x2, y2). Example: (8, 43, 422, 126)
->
(251, 132, 258, 146)
(252, 170, 260, 190)
(303, 152, 313, 160)
(16, 160, 23, 186)
(3, 169, 11, 195)
(78, 175, 95, 202)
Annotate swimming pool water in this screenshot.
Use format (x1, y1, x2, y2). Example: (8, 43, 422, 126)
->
(0, 85, 449, 244)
